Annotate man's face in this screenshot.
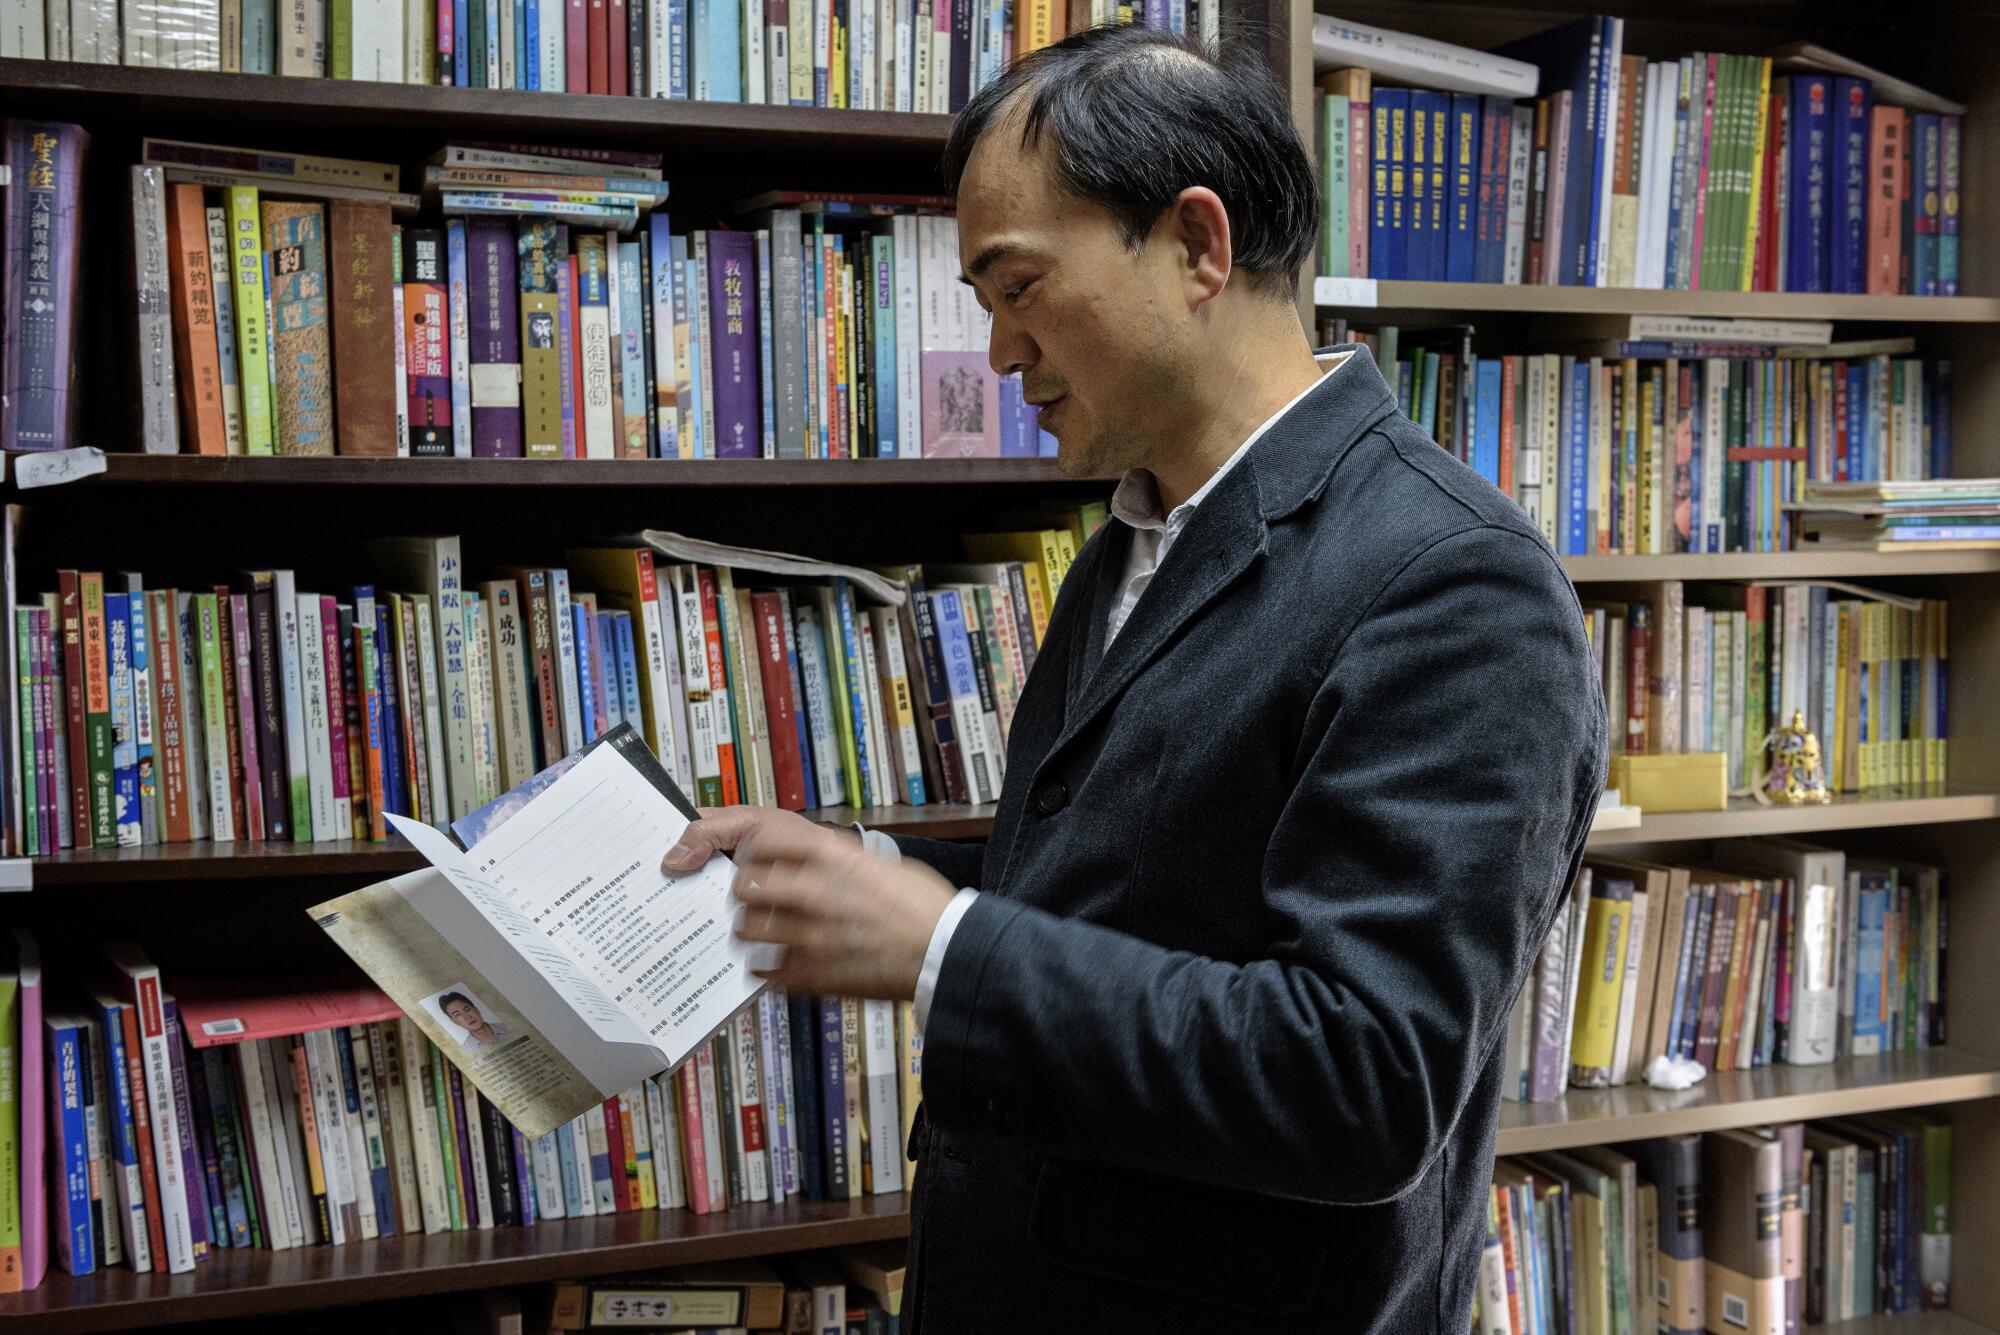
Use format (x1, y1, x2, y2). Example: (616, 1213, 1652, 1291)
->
(956, 114, 1194, 479)
(445, 1000, 483, 1031)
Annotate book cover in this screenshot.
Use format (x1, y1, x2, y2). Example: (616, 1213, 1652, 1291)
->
(464, 217, 523, 457)
(1704, 1129, 1785, 1335)
(327, 201, 399, 457)
(402, 228, 454, 455)
(574, 233, 616, 459)
(918, 351, 999, 458)
(3, 124, 88, 452)
(260, 202, 334, 456)
(516, 219, 564, 458)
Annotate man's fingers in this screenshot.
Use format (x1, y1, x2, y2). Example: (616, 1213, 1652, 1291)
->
(731, 903, 817, 948)
(730, 857, 830, 917)
(662, 806, 767, 871)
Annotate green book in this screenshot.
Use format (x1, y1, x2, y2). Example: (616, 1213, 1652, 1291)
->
(1697, 56, 1735, 291)
(1322, 93, 1350, 278)
(15, 611, 34, 857)
(226, 186, 276, 455)
(812, 586, 864, 807)
(468, 0, 487, 86)
(81, 572, 116, 846)
(329, 0, 353, 79)
(431, 1041, 464, 1231)
(195, 594, 233, 839)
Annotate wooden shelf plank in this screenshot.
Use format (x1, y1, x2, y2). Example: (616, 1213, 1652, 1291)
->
(25, 805, 996, 884)
(1807, 1316, 1996, 1335)
(0, 58, 952, 156)
(1564, 550, 2000, 581)
(5, 454, 1081, 490)
(1318, 277, 2000, 322)
(1585, 786, 2000, 846)
(0, 1195, 908, 1334)
(1496, 1048, 2000, 1156)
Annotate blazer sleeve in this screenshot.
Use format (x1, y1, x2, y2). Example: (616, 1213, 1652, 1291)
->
(889, 834, 987, 891)
(916, 525, 1607, 1205)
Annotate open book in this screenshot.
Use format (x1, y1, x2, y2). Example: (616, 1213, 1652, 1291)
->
(311, 724, 765, 1139)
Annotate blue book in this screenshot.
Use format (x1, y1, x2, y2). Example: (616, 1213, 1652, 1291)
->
(454, 0, 470, 83)
(1852, 880, 1890, 1053)
(1786, 75, 1832, 293)
(817, 997, 848, 1198)
(199, 1049, 253, 1248)
(787, 993, 823, 1199)
(617, 240, 649, 458)
(1370, 88, 1406, 279)
(1474, 357, 1502, 484)
(612, 612, 643, 727)
(1583, 16, 1620, 286)
(104, 592, 139, 846)
(446, 221, 473, 455)
(46, 1014, 95, 1275)
(524, 0, 540, 87)
(1661, 890, 1703, 1062)
(1664, 64, 1691, 285)
(792, 603, 843, 804)
(1931, 361, 1952, 477)
(697, 0, 742, 101)
(1445, 93, 1480, 283)
(595, 607, 621, 731)
(571, 603, 598, 741)
(872, 235, 896, 456)
(1563, 358, 1590, 554)
(1396, 360, 1413, 417)
(1473, 97, 1510, 284)
(1409, 91, 1447, 281)
(668, 0, 689, 98)
(240, 0, 275, 71)
(829, 579, 875, 807)
(1494, 16, 1606, 285)
(85, 992, 146, 1258)
(486, 0, 501, 88)
(1913, 113, 1941, 296)
(123, 587, 155, 844)
(554, 1117, 584, 1216)
(180, 1037, 230, 1246)
(1831, 77, 1872, 293)
(756, 231, 778, 459)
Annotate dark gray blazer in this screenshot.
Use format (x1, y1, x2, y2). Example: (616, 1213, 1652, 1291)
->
(892, 346, 1607, 1333)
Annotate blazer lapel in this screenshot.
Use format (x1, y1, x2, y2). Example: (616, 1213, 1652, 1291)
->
(1067, 520, 1127, 714)
(1051, 471, 1267, 756)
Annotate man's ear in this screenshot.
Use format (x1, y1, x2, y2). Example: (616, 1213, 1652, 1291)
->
(1163, 186, 1232, 308)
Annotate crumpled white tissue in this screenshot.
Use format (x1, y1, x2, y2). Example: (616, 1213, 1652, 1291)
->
(1644, 1054, 1707, 1090)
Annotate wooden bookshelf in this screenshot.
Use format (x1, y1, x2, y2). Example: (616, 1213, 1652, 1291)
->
(5, 453, 1081, 490)
(1563, 550, 2000, 581)
(1809, 1317, 1996, 1335)
(1496, 1049, 2000, 1156)
(0, 1195, 910, 1335)
(1315, 277, 2000, 323)
(1583, 786, 2000, 846)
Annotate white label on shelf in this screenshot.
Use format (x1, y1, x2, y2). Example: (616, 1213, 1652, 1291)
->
(0, 860, 31, 892)
(1314, 276, 1378, 309)
(15, 446, 107, 490)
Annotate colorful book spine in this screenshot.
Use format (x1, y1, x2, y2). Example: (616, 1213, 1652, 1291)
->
(224, 187, 275, 455)
(446, 220, 475, 457)
(402, 228, 453, 456)
(465, 217, 524, 456)
(705, 229, 762, 458)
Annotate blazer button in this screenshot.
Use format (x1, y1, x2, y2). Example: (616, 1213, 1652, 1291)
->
(1035, 780, 1069, 816)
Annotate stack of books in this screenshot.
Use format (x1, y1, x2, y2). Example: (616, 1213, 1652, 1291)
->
(9, 937, 925, 1281)
(1322, 318, 1951, 555)
(0, 0, 1217, 108)
(536, 1248, 906, 1333)
(1501, 841, 1948, 1104)
(1, 129, 1055, 460)
(1313, 16, 1967, 295)
(1479, 1118, 1953, 1335)
(1791, 477, 2000, 551)
(1580, 580, 1946, 794)
(4, 519, 1098, 857)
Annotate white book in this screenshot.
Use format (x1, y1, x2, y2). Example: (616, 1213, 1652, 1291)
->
(1502, 102, 1532, 285)
(102, 944, 196, 1272)
(787, 0, 811, 103)
(2, 0, 46, 55)
(229, 1040, 294, 1250)
(337, 1030, 382, 1240)
(638, 559, 695, 794)
(461, 1080, 495, 1227)
(370, 538, 475, 820)
(1631, 64, 1660, 291)
(1593, 20, 1624, 289)
(465, 593, 500, 807)
(731, 1010, 770, 1202)
(296, 595, 340, 842)
(529, 1131, 565, 1219)
(874, 610, 924, 804)
(271, 571, 313, 839)
(744, 0, 765, 103)
(1648, 64, 1677, 288)
(265, 1038, 319, 1246)
(1552, 871, 1591, 1086)
(1701, 360, 1727, 553)
(394, 1021, 451, 1233)
(1729, 839, 1845, 1065)
(583, 1103, 615, 1214)
(550, 568, 584, 755)
(409, 593, 452, 826)
(305, 1030, 357, 1243)
(755, 993, 787, 1204)
(775, 994, 803, 1194)
(539, 0, 564, 89)
(277, 0, 320, 74)
(352, 0, 400, 77)
(1310, 14, 1537, 98)
(852, 609, 891, 806)
(862, 998, 901, 1194)
(175, 593, 210, 841)
(646, 0, 670, 95)
(370, 1024, 423, 1235)
(45, 0, 69, 62)
(642, 1077, 684, 1210)
(853, 0, 873, 109)
(1629, 314, 1834, 346)
(402, 0, 426, 80)
(766, 0, 786, 106)
(694, 1046, 727, 1211)
(672, 565, 723, 798)
(202, 207, 246, 454)
(567, 1115, 597, 1215)
(892, 0, 911, 112)
(389, 283, 411, 454)
(579, 251, 616, 460)
(74, 0, 119, 61)
(1521, 356, 1544, 522)
(927, 0, 945, 116)
(791, 601, 845, 804)
(1608, 888, 1648, 1084)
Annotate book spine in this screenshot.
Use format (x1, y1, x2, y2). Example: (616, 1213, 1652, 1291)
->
(402, 228, 453, 455)
(129, 167, 181, 455)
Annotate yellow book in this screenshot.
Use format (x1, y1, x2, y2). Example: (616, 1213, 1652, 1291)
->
(1050, 527, 1078, 583)
(897, 1001, 921, 1193)
(1572, 1184, 1610, 1335)
(1833, 602, 1851, 792)
(1568, 871, 1633, 1087)
(1591, 360, 1612, 555)
(1739, 59, 1774, 292)
(963, 532, 1063, 616)
(1620, 360, 1638, 555)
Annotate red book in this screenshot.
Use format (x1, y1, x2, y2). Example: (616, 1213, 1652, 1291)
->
(357, 613, 388, 842)
(695, 570, 741, 805)
(752, 592, 808, 810)
(1625, 603, 1649, 755)
(607, 0, 628, 96)
(676, 1065, 710, 1215)
(566, 0, 588, 95)
(56, 571, 89, 845)
(164, 183, 229, 455)
(119, 1003, 171, 1267)
(599, 1098, 626, 1211)
(1867, 106, 1906, 294)
(1497, 355, 1516, 496)
(587, 0, 609, 94)
(1757, 91, 1786, 291)
(568, 255, 584, 459)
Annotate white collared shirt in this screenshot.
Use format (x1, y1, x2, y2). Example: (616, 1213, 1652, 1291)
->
(880, 350, 1353, 1031)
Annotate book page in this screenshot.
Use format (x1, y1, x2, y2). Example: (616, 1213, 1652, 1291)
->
(434, 738, 766, 1067)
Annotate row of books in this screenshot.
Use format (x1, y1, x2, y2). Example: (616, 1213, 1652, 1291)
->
(1314, 17, 1967, 294)
(1794, 476, 2000, 552)
(1501, 841, 1946, 1104)
(1476, 1117, 1952, 1335)
(1332, 322, 1951, 556)
(0, 0, 1217, 108)
(7, 939, 925, 1284)
(537, 1248, 907, 1334)
(1, 524, 1096, 856)
(1581, 582, 1946, 792)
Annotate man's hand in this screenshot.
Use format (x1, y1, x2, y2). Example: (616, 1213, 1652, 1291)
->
(662, 807, 957, 1000)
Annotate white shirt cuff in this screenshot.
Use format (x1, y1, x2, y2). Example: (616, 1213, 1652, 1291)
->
(914, 887, 980, 1034)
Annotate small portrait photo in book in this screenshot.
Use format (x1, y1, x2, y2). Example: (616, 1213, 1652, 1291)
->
(425, 982, 514, 1059)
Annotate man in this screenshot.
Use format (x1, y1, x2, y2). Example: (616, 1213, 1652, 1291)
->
(665, 26, 1605, 1333)
(439, 991, 508, 1055)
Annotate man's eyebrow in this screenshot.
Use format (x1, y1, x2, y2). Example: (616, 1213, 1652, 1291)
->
(961, 242, 1023, 284)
